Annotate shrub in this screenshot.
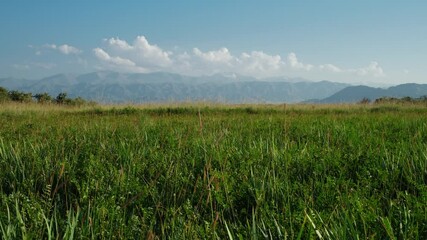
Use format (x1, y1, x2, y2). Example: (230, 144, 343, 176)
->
(33, 92, 53, 104)
(359, 97, 371, 104)
(8, 90, 33, 102)
(0, 86, 9, 102)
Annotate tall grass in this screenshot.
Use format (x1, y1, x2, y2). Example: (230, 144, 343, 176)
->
(0, 104, 426, 238)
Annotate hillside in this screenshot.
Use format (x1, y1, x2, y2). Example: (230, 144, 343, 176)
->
(0, 72, 349, 103)
(318, 83, 427, 103)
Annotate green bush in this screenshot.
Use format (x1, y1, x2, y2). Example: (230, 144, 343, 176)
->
(8, 90, 33, 102)
(0, 87, 9, 102)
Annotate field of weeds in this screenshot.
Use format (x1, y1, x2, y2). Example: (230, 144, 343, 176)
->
(1, 103, 427, 239)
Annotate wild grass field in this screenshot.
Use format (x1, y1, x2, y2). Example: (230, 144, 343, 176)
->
(1, 103, 427, 239)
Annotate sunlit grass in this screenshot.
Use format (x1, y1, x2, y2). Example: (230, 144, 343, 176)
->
(1, 102, 427, 239)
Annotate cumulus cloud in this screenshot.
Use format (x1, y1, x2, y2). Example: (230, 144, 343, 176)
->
(319, 64, 342, 73)
(353, 61, 385, 77)
(287, 52, 313, 71)
(94, 36, 289, 77)
(93, 48, 148, 73)
(238, 51, 284, 74)
(93, 48, 136, 67)
(91, 35, 385, 80)
(173, 48, 285, 77)
(27, 36, 386, 82)
(102, 36, 172, 69)
(193, 47, 233, 64)
(107, 37, 133, 50)
(133, 36, 172, 66)
(184, 47, 236, 75)
(44, 44, 81, 55)
(319, 61, 385, 78)
(57, 44, 81, 55)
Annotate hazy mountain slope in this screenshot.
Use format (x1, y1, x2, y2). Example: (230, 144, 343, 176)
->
(387, 83, 427, 97)
(1, 72, 350, 103)
(319, 83, 427, 103)
(0, 77, 37, 90)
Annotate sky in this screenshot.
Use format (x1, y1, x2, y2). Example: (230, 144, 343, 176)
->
(0, 0, 426, 85)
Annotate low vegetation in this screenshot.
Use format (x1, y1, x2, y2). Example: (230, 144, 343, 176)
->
(0, 86, 94, 106)
(0, 101, 427, 239)
(359, 95, 427, 105)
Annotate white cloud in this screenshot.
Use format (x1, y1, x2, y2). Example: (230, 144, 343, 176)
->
(44, 44, 57, 49)
(43, 43, 81, 55)
(350, 61, 385, 77)
(319, 61, 385, 78)
(90, 35, 386, 81)
(319, 64, 342, 73)
(287, 52, 313, 71)
(134, 36, 172, 66)
(94, 36, 172, 72)
(57, 44, 81, 55)
(193, 47, 233, 64)
(238, 51, 284, 74)
(102, 36, 172, 69)
(93, 48, 136, 67)
(174, 48, 284, 77)
(107, 38, 133, 50)
(184, 47, 236, 76)
(93, 48, 147, 73)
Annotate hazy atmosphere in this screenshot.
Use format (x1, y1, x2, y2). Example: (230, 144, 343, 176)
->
(1, 0, 426, 85)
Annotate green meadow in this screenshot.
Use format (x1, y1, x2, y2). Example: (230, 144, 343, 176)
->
(1, 103, 427, 239)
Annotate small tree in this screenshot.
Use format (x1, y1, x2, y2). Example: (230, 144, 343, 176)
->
(55, 92, 68, 104)
(401, 96, 413, 103)
(359, 97, 371, 104)
(8, 90, 33, 102)
(69, 97, 86, 106)
(0, 87, 9, 102)
(34, 92, 53, 104)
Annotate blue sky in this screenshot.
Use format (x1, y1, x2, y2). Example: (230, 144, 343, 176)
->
(1, 0, 426, 85)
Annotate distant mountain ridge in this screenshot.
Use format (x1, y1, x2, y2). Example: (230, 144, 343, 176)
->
(0, 72, 350, 103)
(317, 83, 427, 103)
(2, 72, 425, 104)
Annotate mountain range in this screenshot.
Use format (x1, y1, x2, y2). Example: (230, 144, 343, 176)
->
(316, 83, 427, 103)
(1, 72, 426, 103)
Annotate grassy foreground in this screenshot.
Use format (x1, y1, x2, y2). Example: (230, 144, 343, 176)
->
(1, 103, 427, 239)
